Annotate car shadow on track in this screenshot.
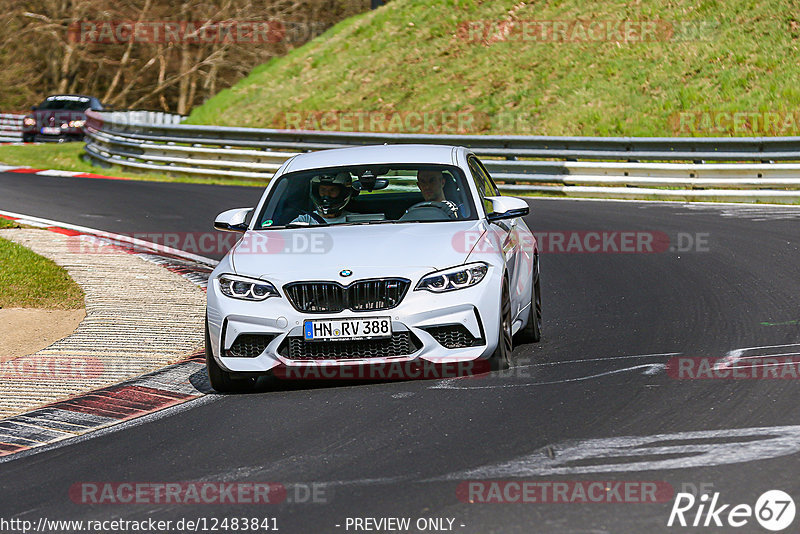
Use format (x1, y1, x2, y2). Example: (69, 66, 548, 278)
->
(188, 363, 505, 395)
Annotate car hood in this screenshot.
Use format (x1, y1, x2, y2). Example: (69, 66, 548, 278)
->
(229, 220, 488, 282)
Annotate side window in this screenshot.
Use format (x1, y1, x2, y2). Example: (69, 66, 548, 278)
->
(468, 157, 494, 215)
(474, 158, 500, 196)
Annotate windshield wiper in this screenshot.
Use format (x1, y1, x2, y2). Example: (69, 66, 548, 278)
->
(284, 222, 323, 228)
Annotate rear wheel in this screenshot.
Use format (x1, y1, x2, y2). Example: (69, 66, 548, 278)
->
(490, 278, 513, 371)
(205, 317, 257, 393)
(516, 255, 542, 343)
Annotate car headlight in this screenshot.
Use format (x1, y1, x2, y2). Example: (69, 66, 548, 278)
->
(68, 120, 85, 128)
(416, 262, 489, 293)
(22, 117, 36, 126)
(217, 274, 279, 301)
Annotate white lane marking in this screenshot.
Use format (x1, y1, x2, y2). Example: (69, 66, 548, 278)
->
(429, 351, 677, 390)
(431, 343, 800, 390)
(515, 351, 680, 369)
(391, 392, 415, 398)
(715, 343, 800, 370)
(643, 364, 666, 375)
(0, 209, 218, 266)
(432, 425, 800, 478)
(35, 169, 82, 177)
(528, 196, 800, 209)
(431, 363, 666, 390)
(680, 203, 800, 221)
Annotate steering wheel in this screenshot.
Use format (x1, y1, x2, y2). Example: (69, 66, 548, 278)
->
(302, 211, 329, 225)
(402, 201, 459, 220)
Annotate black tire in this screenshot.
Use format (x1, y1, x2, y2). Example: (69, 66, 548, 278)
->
(516, 255, 542, 343)
(490, 277, 513, 371)
(22, 134, 34, 143)
(205, 317, 257, 393)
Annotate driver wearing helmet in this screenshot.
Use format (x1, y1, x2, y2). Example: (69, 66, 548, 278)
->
(291, 172, 354, 225)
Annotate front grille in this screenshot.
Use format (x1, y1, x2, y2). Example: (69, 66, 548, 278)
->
(284, 278, 410, 313)
(279, 331, 419, 360)
(226, 334, 276, 358)
(422, 325, 484, 349)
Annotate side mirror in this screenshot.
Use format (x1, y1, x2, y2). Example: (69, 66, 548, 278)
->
(485, 196, 529, 222)
(214, 208, 253, 233)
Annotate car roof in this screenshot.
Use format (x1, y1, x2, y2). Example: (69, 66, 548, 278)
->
(44, 94, 96, 100)
(282, 144, 466, 173)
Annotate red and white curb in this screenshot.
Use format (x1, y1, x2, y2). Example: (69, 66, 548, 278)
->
(0, 164, 130, 181)
(0, 212, 220, 460)
(0, 210, 217, 287)
(0, 351, 208, 458)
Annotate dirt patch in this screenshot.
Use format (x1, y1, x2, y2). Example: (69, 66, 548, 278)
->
(0, 308, 85, 362)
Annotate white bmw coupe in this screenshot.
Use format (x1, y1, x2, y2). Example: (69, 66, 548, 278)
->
(206, 144, 541, 392)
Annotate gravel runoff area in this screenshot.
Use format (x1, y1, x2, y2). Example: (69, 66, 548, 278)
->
(0, 228, 206, 417)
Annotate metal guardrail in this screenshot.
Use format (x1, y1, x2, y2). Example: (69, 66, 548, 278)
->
(0, 113, 24, 142)
(83, 110, 800, 202)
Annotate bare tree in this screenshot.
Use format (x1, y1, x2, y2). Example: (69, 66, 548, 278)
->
(0, 0, 371, 113)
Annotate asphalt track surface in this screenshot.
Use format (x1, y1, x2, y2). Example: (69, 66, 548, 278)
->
(2, 171, 800, 533)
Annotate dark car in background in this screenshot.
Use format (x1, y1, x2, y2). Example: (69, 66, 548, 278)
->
(22, 94, 103, 142)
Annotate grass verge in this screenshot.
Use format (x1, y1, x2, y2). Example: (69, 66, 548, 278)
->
(0, 143, 266, 187)
(186, 0, 800, 138)
(0, 222, 85, 309)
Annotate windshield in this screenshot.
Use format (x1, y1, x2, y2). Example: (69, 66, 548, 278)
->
(37, 97, 93, 111)
(255, 164, 477, 229)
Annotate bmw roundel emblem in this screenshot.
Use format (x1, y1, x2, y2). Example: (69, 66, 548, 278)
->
(339, 269, 353, 277)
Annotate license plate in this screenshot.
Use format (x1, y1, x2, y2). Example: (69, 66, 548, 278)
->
(41, 127, 60, 135)
(303, 317, 392, 342)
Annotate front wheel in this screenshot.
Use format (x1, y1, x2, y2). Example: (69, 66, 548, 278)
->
(205, 317, 257, 393)
(490, 277, 513, 371)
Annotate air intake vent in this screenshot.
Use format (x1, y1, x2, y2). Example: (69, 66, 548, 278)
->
(421, 324, 484, 349)
(226, 334, 276, 358)
(279, 331, 420, 360)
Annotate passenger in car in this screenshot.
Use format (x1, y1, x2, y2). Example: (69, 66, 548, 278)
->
(416, 170, 463, 218)
(417, 170, 447, 202)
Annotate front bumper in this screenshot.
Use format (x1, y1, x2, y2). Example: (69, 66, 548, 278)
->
(32, 132, 84, 142)
(22, 126, 84, 142)
(206, 268, 503, 375)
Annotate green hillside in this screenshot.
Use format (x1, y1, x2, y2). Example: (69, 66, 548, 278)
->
(186, 0, 800, 137)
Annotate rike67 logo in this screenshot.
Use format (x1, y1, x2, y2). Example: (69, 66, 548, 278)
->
(668, 490, 796, 531)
